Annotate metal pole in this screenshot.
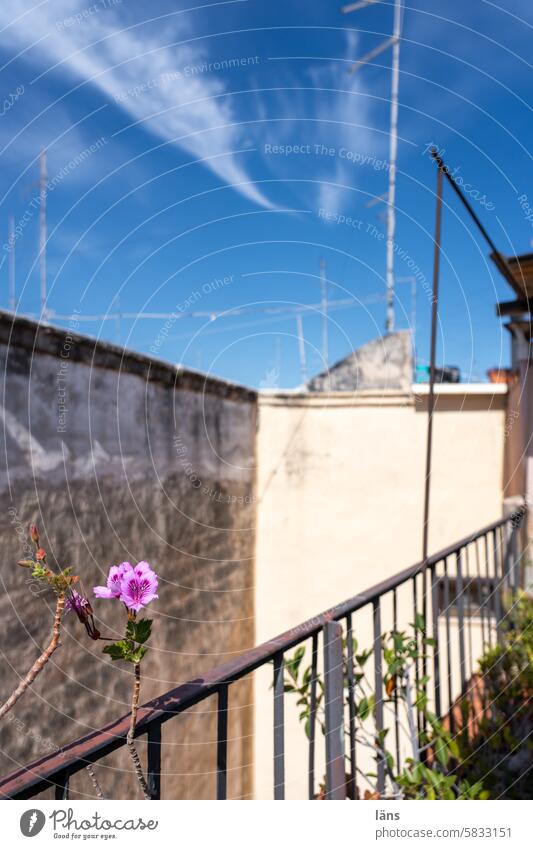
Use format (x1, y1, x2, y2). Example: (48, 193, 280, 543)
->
(39, 149, 47, 316)
(430, 149, 516, 291)
(323, 621, 346, 799)
(422, 160, 444, 565)
(320, 257, 328, 368)
(296, 312, 308, 384)
(8, 215, 15, 311)
(385, 0, 403, 334)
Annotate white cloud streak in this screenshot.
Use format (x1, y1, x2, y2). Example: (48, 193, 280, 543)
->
(0, 0, 272, 207)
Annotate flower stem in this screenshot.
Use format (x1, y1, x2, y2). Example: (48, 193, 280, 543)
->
(0, 593, 65, 721)
(127, 662, 150, 799)
(85, 764, 105, 799)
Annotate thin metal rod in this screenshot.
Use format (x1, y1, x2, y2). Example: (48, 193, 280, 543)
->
(484, 533, 494, 647)
(393, 588, 400, 770)
(430, 565, 441, 717)
(54, 771, 69, 800)
(308, 633, 318, 800)
(8, 215, 15, 311)
(348, 35, 398, 75)
(412, 575, 421, 734)
(273, 653, 285, 799)
(216, 685, 228, 800)
(443, 560, 453, 727)
(39, 149, 47, 316)
(341, 0, 379, 13)
(456, 550, 466, 694)
(493, 530, 504, 645)
(323, 621, 346, 799)
(475, 538, 486, 648)
(385, 0, 403, 333)
(420, 154, 443, 666)
(430, 149, 516, 290)
(147, 719, 162, 800)
(373, 601, 385, 795)
(422, 158, 444, 564)
(320, 257, 328, 368)
(465, 546, 474, 681)
(295, 312, 308, 384)
(346, 614, 356, 797)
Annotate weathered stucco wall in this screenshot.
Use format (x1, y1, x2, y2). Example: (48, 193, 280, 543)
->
(0, 313, 257, 800)
(307, 330, 412, 392)
(253, 384, 508, 798)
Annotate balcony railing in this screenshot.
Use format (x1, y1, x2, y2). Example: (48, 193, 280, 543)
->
(0, 511, 524, 801)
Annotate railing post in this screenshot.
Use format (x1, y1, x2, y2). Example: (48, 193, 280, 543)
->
(430, 564, 441, 718)
(373, 600, 385, 796)
(273, 652, 285, 800)
(456, 549, 466, 693)
(493, 530, 504, 644)
(346, 614, 357, 799)
(323, 620, 346, 800)
(54, 770, 69, 800)
(216, 685, 228, 800)
(147, 719, 162, 800)
(308, 633, 318, 800)
(510, 517, 520, 597)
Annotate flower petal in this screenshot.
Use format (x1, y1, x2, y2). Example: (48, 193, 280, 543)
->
(93, 585, 114, 598)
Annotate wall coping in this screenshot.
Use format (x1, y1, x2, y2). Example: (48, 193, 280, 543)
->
(259, 383, 508, 407)
(0, 311, 256, 403)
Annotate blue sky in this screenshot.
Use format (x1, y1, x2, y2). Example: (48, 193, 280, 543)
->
(0, 0, 531, 387)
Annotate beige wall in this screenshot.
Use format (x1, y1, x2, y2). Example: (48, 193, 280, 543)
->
(253, 384, 507, 798)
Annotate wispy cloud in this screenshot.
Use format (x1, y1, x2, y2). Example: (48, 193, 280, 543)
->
(258, 28, 382, 212)
(0, 0, 272, 208)
(306, 29, 380, 210)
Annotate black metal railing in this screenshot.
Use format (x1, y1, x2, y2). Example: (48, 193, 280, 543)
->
(0, 511, 524, 801)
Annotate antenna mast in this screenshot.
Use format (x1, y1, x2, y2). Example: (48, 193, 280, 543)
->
(320, 257, 329, 368)
(296, 312, 308, 384)
(385, 0, 402, 334)
(342, 0, 404, 334)
(8, 215, 15, 311)
(39, 149, 47, 317)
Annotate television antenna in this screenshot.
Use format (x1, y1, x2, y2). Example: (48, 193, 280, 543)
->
(341, 0, 404, 335)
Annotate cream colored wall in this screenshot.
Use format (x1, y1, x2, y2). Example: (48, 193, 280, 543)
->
(253, 384, 507, 799)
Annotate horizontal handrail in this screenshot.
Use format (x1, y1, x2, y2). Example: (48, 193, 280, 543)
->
(0, 511, 522, 799)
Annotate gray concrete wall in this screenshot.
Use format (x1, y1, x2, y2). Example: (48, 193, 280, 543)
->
(0, 312, 257, 799)
(307, 330, 413, 392)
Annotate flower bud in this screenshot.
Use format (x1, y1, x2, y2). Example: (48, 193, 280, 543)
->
(36, 548, 46, 562)
(30, 524, 39, 544)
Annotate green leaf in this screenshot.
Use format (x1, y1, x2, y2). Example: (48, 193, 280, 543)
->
(358, 697, 369, 721)
(434, 739, 450, 767)
(414, 613, 426, 632)
(103, 641, 130, 661)
(132, 618, 152, 644)
(129, 645, 147, 663)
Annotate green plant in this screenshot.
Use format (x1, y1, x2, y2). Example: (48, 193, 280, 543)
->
(0, 525, 81, 722)
(284, 617, 489, 800)
(455, 591, 533, 799)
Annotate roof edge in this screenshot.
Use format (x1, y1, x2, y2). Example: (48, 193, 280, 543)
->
(0, 311, 256, 403)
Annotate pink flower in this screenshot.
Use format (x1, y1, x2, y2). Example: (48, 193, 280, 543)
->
(93, 562, 132, 599)
(119, 566, 159, 612)
(93, 561, 159, 612)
